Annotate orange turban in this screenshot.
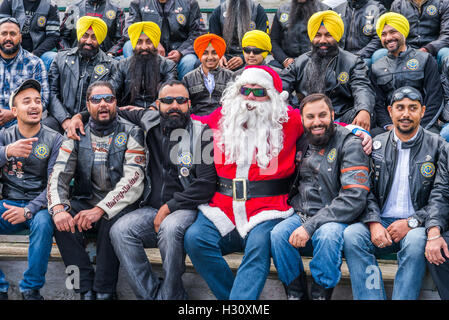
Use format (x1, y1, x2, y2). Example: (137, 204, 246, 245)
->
(193, 33, 226, 59)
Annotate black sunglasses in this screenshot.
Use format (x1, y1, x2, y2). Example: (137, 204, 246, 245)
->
(240, 86, 267, 97)
(159, 96, 189, 105)
(242, 47, 269, 55)
(390, 91, 423, 105)
(89, 94, 116, 104)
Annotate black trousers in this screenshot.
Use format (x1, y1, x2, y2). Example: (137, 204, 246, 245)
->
(427, 231, 449, 300)
(54, 199, 136, 293)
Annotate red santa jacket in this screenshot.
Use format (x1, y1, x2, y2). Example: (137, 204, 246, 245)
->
(192, 106, 304, 237)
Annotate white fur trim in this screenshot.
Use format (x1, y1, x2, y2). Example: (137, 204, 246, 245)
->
(236, 207, 295, 238)
(280, 91, 289, 101)
(199, 204, 236, 237)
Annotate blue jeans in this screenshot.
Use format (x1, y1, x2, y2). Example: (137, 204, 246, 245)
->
(437, 47, 449, 68)
(110, 206, 197, 300)
(271, 214, 347, 289)
(122, 40, 198, 79)
(440, 122, 449, 142)
(184, 211, 282, 300)
(40, 51, 57, 72)
(0, 199, 53, 292)
(343, 218, 426, 300)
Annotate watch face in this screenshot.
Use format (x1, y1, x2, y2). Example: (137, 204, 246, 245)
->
(408, 218, 418, 228)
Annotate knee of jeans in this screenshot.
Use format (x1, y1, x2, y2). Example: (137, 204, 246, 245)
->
(343, 223, 369, 248)
(184, 224, 201, 254)
(180, 54, 198, 67)
(30, 211, 53, 235)
(270, 223, 291, 247)
(401, 228, 426, 256)
(314, 222, 346, 242)
(158, 220, 185, 242)
(109, 216, 131, 243)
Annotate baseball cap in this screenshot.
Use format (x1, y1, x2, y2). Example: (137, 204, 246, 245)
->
(9, 79, 42, 109)
(390, 86, 423, 106)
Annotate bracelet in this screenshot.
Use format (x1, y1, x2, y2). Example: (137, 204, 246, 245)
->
(427, 235, 442, 241)
(51, 207, 66, 217)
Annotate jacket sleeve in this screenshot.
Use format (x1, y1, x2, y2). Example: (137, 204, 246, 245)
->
(424, 142, 449, 232)
(109, 62, 125, 105)
(59, 6, 77, 50)
(356, 5, 387, 59)
(255, 4, 269, 33)
(33, 4, 60, 56)
(33, 58, 50, 112)
(372, 71, 391, 128)
(96, 126, 146, 219)
(47, 136, 78, 212)
(280, 59, 300, 96)
(421, 54, 444, 128)
(166, 125, 217, 212)
(302, 135, 371, 236)
(423, 1, 449, 55)
(48, 55, 71, 124)
(349, 56, 375, 115)
(208, 6, 222, 36)
(176, 0, 205, 56)
(440, 59, 449, 122)
(124, 0, 141, 37)
(161, 57, 178, 82)
(107, 8, 126, 56)
(270, 12, 289, 65)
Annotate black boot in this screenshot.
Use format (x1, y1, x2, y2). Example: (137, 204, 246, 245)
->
(80, 290, 96, 300)
(0, 292, 8, 300)
(283, 272, 309, 300)
(96, 292, 117, 300)
(310, 278, 334, 300)
(21, 289, 44, 300)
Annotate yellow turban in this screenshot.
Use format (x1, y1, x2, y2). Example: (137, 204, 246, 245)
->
(128, 21, 161, 49)
(76, 16, 108, 45)
(241, 30, 272, 58)
(376, 12, 409, 39)
(307, 10, 344, 42)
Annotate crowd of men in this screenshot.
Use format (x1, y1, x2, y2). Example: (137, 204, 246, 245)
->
(0, 0, 448, 301)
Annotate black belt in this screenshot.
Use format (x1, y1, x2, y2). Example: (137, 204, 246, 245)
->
(217, 176, 293, 201)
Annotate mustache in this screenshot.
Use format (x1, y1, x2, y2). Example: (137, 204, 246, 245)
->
(2, 40, 13, 46)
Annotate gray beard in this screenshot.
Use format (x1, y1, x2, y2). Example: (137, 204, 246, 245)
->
(223, 0, 252, 47)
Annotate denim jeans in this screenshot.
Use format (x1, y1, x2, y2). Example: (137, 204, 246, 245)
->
(40, 51, 57, 72)
(184, 211, 283, 300)
(343, 218, 426, 300)
(122, 40, 199, 80)
(270, 213, 347, 289)
(0, 199, 53, 292)
(110, 206, 197, 300)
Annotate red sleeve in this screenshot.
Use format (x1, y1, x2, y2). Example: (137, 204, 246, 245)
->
(288, 107, 304, 139)
(191, 108, 222, 129)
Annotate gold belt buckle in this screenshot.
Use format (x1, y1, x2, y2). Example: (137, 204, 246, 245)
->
(232, 178, 247, 201)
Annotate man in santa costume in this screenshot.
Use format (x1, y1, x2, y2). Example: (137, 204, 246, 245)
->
(184, 65, 371, 300)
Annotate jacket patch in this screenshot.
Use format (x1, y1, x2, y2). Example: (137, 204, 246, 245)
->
(279, 13, 289, 23)
(372, 151, 383, 161)
(327, 148, 337, 163)
(106, 10, 116, 20)
(406, 59, 419, 70)
(249, 21, 256, 30)
(420, 162, 435, 178)
(114, 132, 127, 147)
(178, 152, 193, 168)
(177, 14, 186, 25)
(338, 72, 349, 84)
(362, 24, 374, 36)
(94, 64, 106, 76)
(34, 143, 50, 159)
(373, 140, 382, 150)
(426, 5, 437, 16)
(37, 16, 46, 27)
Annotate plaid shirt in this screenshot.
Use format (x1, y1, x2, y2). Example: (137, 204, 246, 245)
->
(0, 47, 49, 117)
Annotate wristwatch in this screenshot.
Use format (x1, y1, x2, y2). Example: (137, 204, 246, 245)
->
(407, 217, 419, 229)
(23, 207, 32, 220)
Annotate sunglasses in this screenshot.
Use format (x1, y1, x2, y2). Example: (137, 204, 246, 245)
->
(159, 96, 189, 105)
(0, 17, 19, 26)
(240, 86, 267, 97)
(89, 94, 116, 104)
(242, 47, 269, 55)
(390, 91, 422, 105)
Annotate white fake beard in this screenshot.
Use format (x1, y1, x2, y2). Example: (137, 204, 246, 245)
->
(218, 90, 289, 169)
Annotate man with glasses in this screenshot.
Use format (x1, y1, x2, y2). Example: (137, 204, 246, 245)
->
(0, 17, 49, 129)
(281, 10, 375, 131)
(344, 86, 446, 299)
(47, 81, 146, 300)
(66, 79, 217, 300)
(45, 16, 117, 133)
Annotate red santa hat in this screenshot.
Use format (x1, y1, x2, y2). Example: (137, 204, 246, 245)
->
(235, 65, 289, 101)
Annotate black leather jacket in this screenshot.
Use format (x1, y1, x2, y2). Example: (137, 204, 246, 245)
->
(59, 0, 126, 55)
(340, 0, 386, 59)
(48, 47, 118, 125)
(371, 47, 443, 129)
(182, 65, 234, 116)
(391, 0, 449, 55)
(110, 55, 177, 108)
(360, 127, 446, 227)
(281, 48, 375, 120)
(290, 125, 370, 236)
(126, 0, 205, 56)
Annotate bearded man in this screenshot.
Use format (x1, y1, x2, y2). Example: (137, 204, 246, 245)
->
(183, 65, 372, 300)
(208, 0, 269, 71)
(110, 22, 177, 110)
(281, 10, 375, 131)
(270, 0, 330, 69)
(45, 16, 117, 133)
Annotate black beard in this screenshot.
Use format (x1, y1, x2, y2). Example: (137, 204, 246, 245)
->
(0, 41, 20, 55)
(160, 109, 190, 136)
(289, 0, 316, 25)
(303, 121, 335, 146)
(304, 43, 339, 94)
(311, 41, 339, 58)
(129, 50, 160, 104)
(78, 43, 99, 59)
(396, 119, 418, 135)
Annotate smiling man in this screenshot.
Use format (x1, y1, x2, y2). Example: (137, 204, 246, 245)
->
(0, 79, 62, 300)
(344, 86, 446, 300)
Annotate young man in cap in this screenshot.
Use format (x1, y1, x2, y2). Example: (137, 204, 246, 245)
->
(0, 79, 62, 300)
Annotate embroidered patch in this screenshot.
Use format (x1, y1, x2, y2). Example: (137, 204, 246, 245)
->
(177, 14, 186, 25)
(373, 140, 382, 150)
(115, 133, 127, 147)
(106, 10, 116, 20)
(327, 148, 337, 163)
(180, 166, 190, 177)
(249, 21, 256, 30)
(420, 162, 435, 178)
(354, 171, 368, 184)
(295, 150, 303, 163)
(372, 151, 384, 161)
(34, 143, 49, 160)
(134, 155, 144, 164)
(362, 24, 374, 36)
(178, 152, 193, 168)
(37, 16, 46, 27)
(94, 64, 106, 76)
(406, 59, 419, 71)
(338, 72, 349, 84)
(426, 5, 437, 16)
(279, 13, 289, 23)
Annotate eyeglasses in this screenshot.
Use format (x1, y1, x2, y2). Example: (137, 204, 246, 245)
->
(240, 86, 267, 97)
(242, 47, 269, 55)
(158, 96, 189, 104)
(390, 90, 423, 105)
(89, 94, 116, 104)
